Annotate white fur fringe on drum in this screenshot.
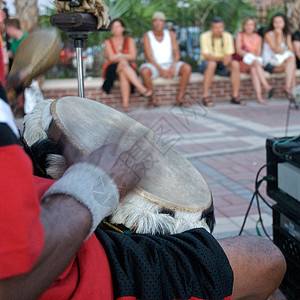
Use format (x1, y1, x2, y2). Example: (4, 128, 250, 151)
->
(23, 99, 54, 146)
(23, 99, 68, 180)
(110, 192, 210, 235)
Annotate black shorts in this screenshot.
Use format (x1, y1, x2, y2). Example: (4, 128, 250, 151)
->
(95, 228, 233, 300)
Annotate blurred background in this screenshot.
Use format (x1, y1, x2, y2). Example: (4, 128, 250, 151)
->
(3, 0, 296, 78)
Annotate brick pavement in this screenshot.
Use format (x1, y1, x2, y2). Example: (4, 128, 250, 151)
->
(128, 99, 300, 240)
(16, 98, 300, 240)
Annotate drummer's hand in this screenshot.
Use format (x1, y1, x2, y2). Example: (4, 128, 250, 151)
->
(43, 142, 146, 237)
(83, 143, 146, 198)
(6, 67, 31, 90)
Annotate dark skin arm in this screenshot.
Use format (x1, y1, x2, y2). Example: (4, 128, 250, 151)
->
(0, 143, 144, 300)
(0, 195, 92, 300)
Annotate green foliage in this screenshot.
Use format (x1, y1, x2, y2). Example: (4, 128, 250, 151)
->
(256, 5, 285, 38)
(39, 8, 69, 44)
(193, 0, 256, 34)
(182, 55, 199, 72)
(265, 5, 285, 27)
(104, 0, 131, 20)
(112, 0, 164, 38)
(38, 0, 257, 40)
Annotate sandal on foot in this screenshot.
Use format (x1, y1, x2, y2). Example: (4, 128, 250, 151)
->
(202, 97, 214, 107)
(285, 91, 299, 108)
(285, 88, 295, 100)
(141, 89, 153, 98)
(257, 99, 267, 105)
(174, 101, 190, 108)
(123, 106, 130, 113)
(231, 97, 245, 105)
(147, 102, 160, 109)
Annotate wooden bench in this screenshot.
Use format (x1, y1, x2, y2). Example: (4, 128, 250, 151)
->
(41, 70, 300, 110)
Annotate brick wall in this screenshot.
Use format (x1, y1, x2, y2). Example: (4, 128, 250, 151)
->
(41, 71, 300, 110)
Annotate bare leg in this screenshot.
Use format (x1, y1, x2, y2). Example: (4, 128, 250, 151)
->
(203, 61, 217, 98)
(117, 60, 150, 95)
(117, 70, 131, 112)
(284, 56, 297, 93)
(292, 73, 296, 89)
(141, 67, 158, 106)
(254, 61, 271, 92)
(177, 63, 192, 104)
(218, 235, 286, 300)
(229, 60, 240, 98)
(250, 65, 266, 104)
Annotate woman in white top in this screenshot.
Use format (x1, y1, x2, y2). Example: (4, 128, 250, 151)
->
(235, 18, 273, 104)
(262, 13, 296, 100)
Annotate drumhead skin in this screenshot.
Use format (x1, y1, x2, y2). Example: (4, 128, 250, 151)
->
(9, 29, 61, 88)
(24, 97, 214, 234)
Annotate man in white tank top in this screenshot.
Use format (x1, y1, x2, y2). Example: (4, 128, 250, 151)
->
(139, 12, 192, 108)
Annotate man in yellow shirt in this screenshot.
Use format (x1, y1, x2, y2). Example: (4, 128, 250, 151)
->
(199, 17, 242, 106)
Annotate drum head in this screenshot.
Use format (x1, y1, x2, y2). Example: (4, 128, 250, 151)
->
(9, 28, 61, 87)
(49, 97, 212, 213)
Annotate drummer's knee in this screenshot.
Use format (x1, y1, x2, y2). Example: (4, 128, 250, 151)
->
(218, 235, 286, 299)
(248, 236, 286, 289)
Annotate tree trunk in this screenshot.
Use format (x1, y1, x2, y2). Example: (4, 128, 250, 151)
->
(14, 0, 38, 32)
(285, 0, 300, 34)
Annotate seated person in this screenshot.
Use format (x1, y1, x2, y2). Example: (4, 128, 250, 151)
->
(199, 17, 242, 106)
(234, 17, 274, 104)
(5, 18, 27, 71)
(1, 31, 287, 299)
(292, 29, 300, 69)
(140, 12, 192, 108)
(262, 13, 296, 100)
(102, 18, 152, 113)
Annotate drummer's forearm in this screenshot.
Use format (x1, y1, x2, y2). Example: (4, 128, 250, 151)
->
(0, 195, 91, 300)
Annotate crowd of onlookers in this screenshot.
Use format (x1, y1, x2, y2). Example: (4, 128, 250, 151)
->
(198, 13, 298, 107)
(102, 12, 300, 112)
(2, 8, 300, 113)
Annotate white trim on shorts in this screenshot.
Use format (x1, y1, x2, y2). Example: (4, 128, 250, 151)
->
(139, 61, 185, 79)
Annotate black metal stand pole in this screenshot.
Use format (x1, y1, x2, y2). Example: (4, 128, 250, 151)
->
(70, 33, 88, 97)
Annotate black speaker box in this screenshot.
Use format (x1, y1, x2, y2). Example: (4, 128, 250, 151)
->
(273, 203, 300, 300)
(266, 137, 300, 299)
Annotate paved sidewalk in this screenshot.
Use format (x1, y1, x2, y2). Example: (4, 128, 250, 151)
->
(127, 98, 300, 240)
(16, 97, 300, 240)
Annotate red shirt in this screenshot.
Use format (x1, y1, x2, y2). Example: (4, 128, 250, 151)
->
(0, 145, 114, 299)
